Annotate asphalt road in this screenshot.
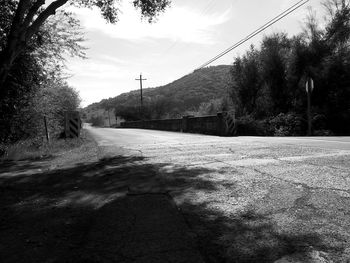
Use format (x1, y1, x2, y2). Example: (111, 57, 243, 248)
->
(87, 126, 350, 262)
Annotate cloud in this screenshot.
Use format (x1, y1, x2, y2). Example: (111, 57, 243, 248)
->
(68, 2, 231, 44)
(65, 58, 134, 106)
(66, 58, 129, 79)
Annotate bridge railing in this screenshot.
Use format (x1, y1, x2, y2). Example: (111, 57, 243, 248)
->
(120, 112, 236, 136)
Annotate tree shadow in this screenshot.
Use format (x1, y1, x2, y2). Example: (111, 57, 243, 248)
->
(179, 201, 331, 263)
(0, 155, 54, 174)
(0, 155, 340, 262)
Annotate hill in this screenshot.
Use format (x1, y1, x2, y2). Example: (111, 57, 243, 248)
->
(84, 65, 232, 122)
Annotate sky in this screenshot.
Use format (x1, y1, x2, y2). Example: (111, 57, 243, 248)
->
(62, 0, 325, 107)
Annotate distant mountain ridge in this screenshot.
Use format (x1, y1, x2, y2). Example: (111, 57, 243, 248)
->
(84, 65, 231, 119)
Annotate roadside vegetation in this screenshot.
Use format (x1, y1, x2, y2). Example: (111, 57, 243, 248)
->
(232, 0, 350, 136)
(0, 2, 83, 156)
(1, 130, 89, 161)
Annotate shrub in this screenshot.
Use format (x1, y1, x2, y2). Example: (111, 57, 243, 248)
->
(269, 113, 305, 136)
(312, 114, 327, 130)
(313, 129, 334, 136)
(88, 116, 104, 127)
(236, 115, 271, 136)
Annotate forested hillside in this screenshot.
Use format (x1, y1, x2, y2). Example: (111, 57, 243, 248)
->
(84, 65, 231, 121)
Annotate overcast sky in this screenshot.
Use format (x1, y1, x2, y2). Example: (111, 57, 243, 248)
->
(63, 0, 325, 107)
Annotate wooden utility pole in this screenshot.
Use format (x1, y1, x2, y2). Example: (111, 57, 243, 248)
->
(135, 73, 147, 119)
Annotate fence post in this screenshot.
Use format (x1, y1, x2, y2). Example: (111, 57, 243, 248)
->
(43, 116, 50, 142)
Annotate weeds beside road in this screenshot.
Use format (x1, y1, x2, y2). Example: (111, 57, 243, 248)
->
(1, 130, 96, 163)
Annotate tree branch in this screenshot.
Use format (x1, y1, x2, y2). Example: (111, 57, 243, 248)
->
(22, 0, 46, 30)
(25, 0, 69, 41)
(8, 0, 31, 40)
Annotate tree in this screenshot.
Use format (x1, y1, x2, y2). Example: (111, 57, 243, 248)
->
(320, 0, 350, 133)
(231, 45, 262, 116)
(260, 33, 291, 115)
(230, 0, 350, 135)
(34, 80, 81, 137)
(0, 2, 85, 142)
(0, 0, 171, 90)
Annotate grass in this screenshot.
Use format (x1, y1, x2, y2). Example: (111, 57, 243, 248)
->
(0, 131, 88, 161)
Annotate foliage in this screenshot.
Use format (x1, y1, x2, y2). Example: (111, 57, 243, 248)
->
(269, 113, 305, 136)
(88, 116, 105, 127)
(196, 98, 233, 116)
(231, 45, 262, 116)
(34, 80, 81, 137)
(0, 1, 82, 144)
(113, 105, 142, 121)
(236, 116, 270, 136)
(230, 0, 350, 135)
(132, 0, 171, 22)
(0, 0, 171, 90)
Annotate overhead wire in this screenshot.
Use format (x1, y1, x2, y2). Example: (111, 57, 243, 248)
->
(195, 0, 310, 70)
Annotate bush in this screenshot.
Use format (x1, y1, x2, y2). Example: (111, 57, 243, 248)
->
(236, 115, 271, 136)
(236, 113, 306, 136)
(269, 113, 305, 136)
(88, 116, 104, 127)
(313, 129, 334, 136)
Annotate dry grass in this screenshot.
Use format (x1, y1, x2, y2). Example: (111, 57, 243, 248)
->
(0, 131, 88, 161)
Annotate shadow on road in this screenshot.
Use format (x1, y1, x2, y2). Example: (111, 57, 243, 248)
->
(0, 155, 331, 263)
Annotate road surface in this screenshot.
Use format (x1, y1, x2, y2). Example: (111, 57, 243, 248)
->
(87, 126, 350, 262)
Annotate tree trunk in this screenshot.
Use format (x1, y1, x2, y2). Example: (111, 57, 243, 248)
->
(0, 0, 29, 90)
(0, 65, 10, 91)
(0, 0, 68, 91)
(0, 40, 23, 90)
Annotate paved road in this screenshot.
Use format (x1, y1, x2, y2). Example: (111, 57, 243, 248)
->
(87, 127, 350, 263)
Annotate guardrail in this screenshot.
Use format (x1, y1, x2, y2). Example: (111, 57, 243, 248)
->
(120, 111, 236, 136)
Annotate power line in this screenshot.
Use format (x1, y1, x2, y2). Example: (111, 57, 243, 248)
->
(197, 0, 309, 69)
(196, 0, 310, 70)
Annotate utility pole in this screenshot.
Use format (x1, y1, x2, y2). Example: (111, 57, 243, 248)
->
(135, 73, 147, 119)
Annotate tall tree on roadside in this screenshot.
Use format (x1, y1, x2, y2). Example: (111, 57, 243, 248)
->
(0, 3, 85, 142)
(231, 45, 262, 116)
(320, 0, 350, 133)
(260, 33, 291, 115)
(0, 0, 171, 90)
